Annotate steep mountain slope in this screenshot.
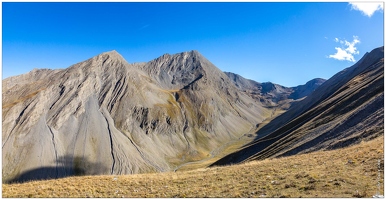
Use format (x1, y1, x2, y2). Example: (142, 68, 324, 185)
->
(2, 50, 270, 183)
(212, 46, 384, 166)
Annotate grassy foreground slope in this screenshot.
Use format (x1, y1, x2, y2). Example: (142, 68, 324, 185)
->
(3, 135, 383, 198)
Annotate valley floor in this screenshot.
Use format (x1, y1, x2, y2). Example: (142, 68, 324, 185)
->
(2, 135, 384, 198)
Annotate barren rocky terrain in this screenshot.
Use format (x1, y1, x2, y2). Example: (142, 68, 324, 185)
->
(2, 50, 286, 183)
(2, 47, 383, 185)
(212, 46, 384, 166)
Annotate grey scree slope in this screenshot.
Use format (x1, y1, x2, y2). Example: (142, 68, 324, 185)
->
(3, 50, 276, 182)
(212, 46, 384, 166)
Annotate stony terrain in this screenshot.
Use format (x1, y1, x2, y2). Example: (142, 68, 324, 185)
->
(2, 46, 382, 185)
(212, 46, 384, 166)
(3, 50, 277, 183)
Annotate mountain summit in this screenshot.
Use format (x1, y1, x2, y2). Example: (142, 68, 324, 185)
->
(2, 50, 271, 183)
(4, 47, 380, 183)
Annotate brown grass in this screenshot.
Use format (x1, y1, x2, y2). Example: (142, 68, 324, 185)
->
(3, 136, 383, 198)
(2, 88, 45, 109)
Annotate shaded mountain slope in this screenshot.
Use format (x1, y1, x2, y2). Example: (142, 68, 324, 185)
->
(2, 50, 270, 183)
(289, 78, 326, 100)
(212, 46, 384, 166)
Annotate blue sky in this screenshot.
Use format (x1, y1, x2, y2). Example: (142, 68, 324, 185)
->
(2, 2, 384, 87)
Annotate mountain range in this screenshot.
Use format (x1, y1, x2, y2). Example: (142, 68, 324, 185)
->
(2, 47, 383, 183)
(212, 46, 384, 166)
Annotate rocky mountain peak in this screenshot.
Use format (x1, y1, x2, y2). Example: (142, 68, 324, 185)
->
(2, 49, 271, 183)
(137, 50, 213, 90)
(184, 50, 202, 58)
(96, 50, 128, 65)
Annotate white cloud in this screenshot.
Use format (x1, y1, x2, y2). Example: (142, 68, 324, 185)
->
(329, 47, 356, 62)
(329, 36, 360, 62)
(345, 36, 360, 54)
(349, 2, 384, 17)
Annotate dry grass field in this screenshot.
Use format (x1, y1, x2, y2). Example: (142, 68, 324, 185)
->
(3, 135, 383, 198)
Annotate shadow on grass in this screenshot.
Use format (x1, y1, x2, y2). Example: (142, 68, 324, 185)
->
(6, 155, 109, 183)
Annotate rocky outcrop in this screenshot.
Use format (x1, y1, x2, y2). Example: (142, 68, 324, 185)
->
(212, 46, 384, 166)
(2, 50, 270, 183)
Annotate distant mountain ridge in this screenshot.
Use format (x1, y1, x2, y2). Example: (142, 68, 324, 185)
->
(289, 78, 326, 100)
(225, 71, 325, 108)
(212, 46, 384, 166)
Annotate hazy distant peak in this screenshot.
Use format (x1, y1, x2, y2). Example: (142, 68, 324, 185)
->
(301, 78, 326, 87)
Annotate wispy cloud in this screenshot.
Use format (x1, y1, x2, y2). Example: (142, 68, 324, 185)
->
(349, 2, 384, 17)
(328, 36, 360, 62)
(138, 24, 150, 31)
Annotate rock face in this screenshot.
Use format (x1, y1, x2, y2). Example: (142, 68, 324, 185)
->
(212, 46, 384, 166)
(3, 50, 275, 183)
